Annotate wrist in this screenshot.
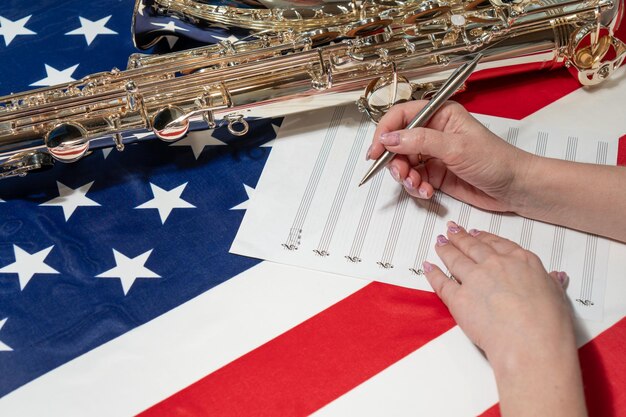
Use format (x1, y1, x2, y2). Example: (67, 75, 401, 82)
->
(508, 151, 552, 218)
(487, 311, 579, 381)
(489, 341, 586, 417)
(489, 338, 577, 381)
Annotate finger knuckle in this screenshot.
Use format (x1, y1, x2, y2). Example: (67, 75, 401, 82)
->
(482, 252, 502, 267)
(522, 249, 543, 266)
(464, 240, 483, 258)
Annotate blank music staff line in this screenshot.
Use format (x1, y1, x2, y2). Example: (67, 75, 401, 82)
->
(576, 140, 608, 307)
(409, 191, 444, 275)
(314, 114, 370, 256)
(282, 106, 345, 250)
(549, 136, 578, 271)
(377, 190, 411, 269)
(457, 202, 472, 229)
(345, 170, 384, 263)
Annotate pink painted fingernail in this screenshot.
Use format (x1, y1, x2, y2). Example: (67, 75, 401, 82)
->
(557, 271, 569, 288)
(389, 166, 400, 182)
(447, 221, 461, 234)
(436, 235, 449, 246)
(417, 187, 429, 199)
(365, 145, 372, 161)
(380, 132, 400, 145)
(469, 229, 480, 237)
(422, 261, 434, 273)
(403, 177, 414, 190)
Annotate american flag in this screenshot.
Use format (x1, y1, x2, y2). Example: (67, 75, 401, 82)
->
(1, 1, 625, 415)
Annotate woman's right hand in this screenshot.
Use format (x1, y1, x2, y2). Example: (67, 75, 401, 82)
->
(367, 100, 534, 213)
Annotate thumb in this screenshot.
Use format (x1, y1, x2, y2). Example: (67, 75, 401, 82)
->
(379, 127, 455, 160)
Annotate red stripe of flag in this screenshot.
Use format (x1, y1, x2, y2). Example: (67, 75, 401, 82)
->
(617, 135, 626, 166)
(457, 68, 580, 120)
(479, 316, 626, 417)
(138, 282, 455, 417)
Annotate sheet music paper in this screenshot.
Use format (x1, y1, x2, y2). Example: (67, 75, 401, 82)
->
(231, 105, 617, 320)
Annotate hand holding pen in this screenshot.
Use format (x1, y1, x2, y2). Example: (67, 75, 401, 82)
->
(362, 58, 539, 213)
(359, 53, 483, 187)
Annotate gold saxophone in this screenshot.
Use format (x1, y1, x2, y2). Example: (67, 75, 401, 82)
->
(1, 0, 624, 179)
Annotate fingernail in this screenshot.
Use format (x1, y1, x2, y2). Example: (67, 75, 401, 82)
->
(389, 166, 400, 182)
(469, 229, 480, 237)
(436, 235, 449, 246)
(365, 145, 372, 161)
(380, 132, 400, 146)
(403, 177, 414, 190)
(417, 187, 429, 199)
(557, 271, 569, 288)
(422, 261, 434, 273)
(447, 221, 461, 234)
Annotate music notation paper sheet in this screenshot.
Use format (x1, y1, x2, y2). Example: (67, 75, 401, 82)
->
(231, 105, 617, 320)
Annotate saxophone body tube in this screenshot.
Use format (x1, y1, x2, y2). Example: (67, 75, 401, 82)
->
(0, 0, 624, 179)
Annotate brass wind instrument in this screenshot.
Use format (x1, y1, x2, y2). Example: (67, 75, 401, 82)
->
(1, 0, 625, 179)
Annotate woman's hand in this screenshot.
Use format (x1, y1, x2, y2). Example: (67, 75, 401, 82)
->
(424, 221, 573, 364)
(423, 222, 586, 417)
(368, 100, 534, 212)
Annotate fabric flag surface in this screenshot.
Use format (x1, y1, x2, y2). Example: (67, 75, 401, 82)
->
(1, 0, 626, 416)
(0, 0, 277, 397)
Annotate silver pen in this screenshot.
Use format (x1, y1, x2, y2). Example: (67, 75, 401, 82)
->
(358, 53, 483, 187)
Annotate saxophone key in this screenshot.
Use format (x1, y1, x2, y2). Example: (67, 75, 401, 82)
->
(152, 106, 190, 142)
(45, 123, 90, 163)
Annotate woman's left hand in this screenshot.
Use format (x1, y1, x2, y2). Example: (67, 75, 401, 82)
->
(423, 221, 586, 417)
(423, 221, 573, 366)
